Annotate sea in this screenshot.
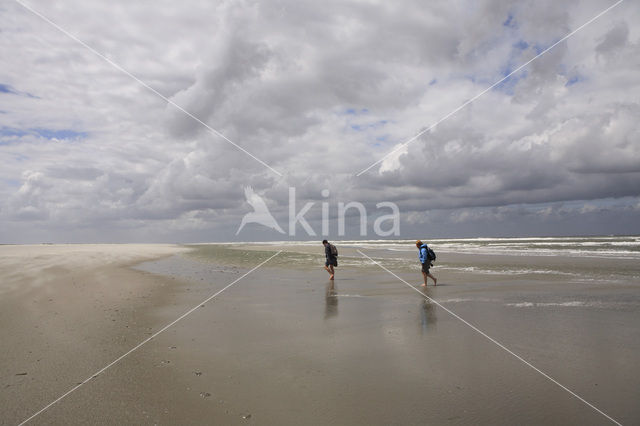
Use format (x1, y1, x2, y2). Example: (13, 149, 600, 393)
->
(189, 235, 640, 285)
(250, 235, 640, 259)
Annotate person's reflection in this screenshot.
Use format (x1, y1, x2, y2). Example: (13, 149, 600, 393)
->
(420, 289, 437, 333)
(325, 280, 338, 319)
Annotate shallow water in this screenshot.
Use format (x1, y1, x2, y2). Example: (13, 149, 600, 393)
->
(133, 242, 640, 424)
(187, 237, 640, 286)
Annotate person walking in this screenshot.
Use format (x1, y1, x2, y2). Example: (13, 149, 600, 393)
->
(416, 240, 437, 286)
(323, 240, 338, 280)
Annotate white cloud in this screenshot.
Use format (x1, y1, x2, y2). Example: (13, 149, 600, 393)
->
(1, 0, 639, 242)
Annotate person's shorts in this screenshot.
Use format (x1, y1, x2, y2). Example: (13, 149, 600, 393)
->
(326, 258, 338, 267)
(421, 262, 430, 273)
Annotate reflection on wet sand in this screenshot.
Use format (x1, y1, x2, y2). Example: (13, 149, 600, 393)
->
(420, 288, 437, 333)
(325, 280, 338, 319)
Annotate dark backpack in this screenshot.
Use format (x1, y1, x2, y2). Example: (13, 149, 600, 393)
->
(421, 244, 436, 262)
(330, 244, 338, 257)
(427, 247, 436, 262)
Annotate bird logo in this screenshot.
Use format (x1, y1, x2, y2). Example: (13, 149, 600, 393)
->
(236, 186, 285, 235)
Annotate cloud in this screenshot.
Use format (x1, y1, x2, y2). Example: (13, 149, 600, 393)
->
(596, 20, 629, 56)
(1, 0, 639, 242)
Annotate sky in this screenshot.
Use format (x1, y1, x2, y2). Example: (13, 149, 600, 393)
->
(1, 0, 639, 243)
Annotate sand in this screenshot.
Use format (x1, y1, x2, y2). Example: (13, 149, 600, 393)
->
(1, 244, 639, 425)
(0, 244, 190, 425)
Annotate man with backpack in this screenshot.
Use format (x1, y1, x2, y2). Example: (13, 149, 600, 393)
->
(322, 240, 338, 280)
(416, 240, 437, 286)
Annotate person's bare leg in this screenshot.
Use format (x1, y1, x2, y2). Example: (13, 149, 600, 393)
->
(421, 271, 428, 287)
(427, 272, 437, 286)
(329, 265, 335, 280)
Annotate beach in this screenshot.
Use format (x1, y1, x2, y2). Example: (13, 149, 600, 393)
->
(1, 240, 639, 425)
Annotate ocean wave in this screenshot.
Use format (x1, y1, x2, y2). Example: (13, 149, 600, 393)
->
(502, 301, 639, 308)
(329, 294, 366, 298)
(342, 236, 640, 259)
(437, 297, 498, 304)
(196, 236, 640, 260)
(438, 265, 578, 276)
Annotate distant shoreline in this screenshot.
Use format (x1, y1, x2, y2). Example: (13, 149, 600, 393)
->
(2, 233, 639, 246)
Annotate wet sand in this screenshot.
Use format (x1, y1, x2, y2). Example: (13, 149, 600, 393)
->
(1, 244, 639, 425)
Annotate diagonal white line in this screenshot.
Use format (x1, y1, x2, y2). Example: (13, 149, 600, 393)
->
(356, 250, 622, 426)
(13, 0, 283, 177)
(355, 0, 625, 177)
(18, 250, 283, 426)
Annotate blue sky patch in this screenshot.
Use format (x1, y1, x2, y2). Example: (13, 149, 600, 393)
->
(0, 126, 87, 141)
(503, 14, 516, 28)
(35, 128, 88, 140)
(565, 74, 584, 87)
(490, 37, 535, 95)
(0, 127, 29, 137)
(350, 120, 388, 132)
(0, 84, 17, 94)
(0, 83, 38, 98)
(494, 69, 528, 95)
(513, 40, 528, 50)
(371, 134, 391, 147)
(532, 39, 562, 55)
(342, 108, 369, 116)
